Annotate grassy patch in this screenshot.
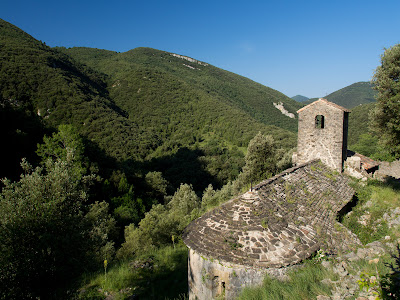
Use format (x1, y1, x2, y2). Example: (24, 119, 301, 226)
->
(238, 262, 334, 300)
(77, 244, 188, 300)
(342, 179, 400, 244)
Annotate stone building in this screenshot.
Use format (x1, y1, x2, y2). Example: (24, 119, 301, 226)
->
(182, 161, 358, 299)
(293, 98, 350, 172)
(182, 99, 362, 299)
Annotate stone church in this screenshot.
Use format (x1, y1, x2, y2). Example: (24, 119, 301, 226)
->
(182, 99, 367, 299)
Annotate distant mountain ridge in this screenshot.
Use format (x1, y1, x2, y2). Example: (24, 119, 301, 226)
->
(291, 95, 309, 102)
(305, 82, 376, 109)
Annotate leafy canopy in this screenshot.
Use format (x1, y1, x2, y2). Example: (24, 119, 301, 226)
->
(0, 127, 116, 299)
(371, 43, 400, 157)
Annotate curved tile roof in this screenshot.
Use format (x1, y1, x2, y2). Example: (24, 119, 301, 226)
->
(182, 160, 354, 268)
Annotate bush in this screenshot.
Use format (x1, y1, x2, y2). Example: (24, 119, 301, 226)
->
(0, 156, 115, 299)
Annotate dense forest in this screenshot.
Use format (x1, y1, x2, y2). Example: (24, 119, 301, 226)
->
(0, 18, 300, 299)
(305, 81, 377, 108)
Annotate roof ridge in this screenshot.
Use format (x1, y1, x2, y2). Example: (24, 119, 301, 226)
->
(297, 98, 350, 113)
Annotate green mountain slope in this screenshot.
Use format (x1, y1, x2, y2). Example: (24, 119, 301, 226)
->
(59, 47, 302, 133)
(348, 102, 375, 146)
(0, 19, 157, 175)
(292, 95, 309, 102)
(305, 82, 376, 109)
(1, 19, 297, 191)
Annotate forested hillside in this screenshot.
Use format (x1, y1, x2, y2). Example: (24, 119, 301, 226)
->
(292, 95, 309, 102)
(0, 18, 301, 298)
(58, 46, 302, 132)
(0, 18, 299, 190)
(0, 19, 150, 180)
(306, 81, 376, 109)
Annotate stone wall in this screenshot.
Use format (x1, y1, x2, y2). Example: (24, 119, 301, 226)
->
(377, 160, 400, 179)
(295, 99, 349, 172)
(188, 249, 293, 300)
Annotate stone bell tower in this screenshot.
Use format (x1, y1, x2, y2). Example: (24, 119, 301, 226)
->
(293, 98, 350, 172)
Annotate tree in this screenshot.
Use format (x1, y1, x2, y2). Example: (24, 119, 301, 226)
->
(0, 131, 115, 299)
(145, 171, 169, 202)
(167, 183, 200, 229)
(36, 124, 85, 162)
(117, 184, 200, 259)
(240, 132, 280, 185)
(36, 124, 87, 178)
(371, 44, 400, 157)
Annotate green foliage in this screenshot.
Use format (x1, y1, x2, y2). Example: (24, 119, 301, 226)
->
(0, 156, 116, 299)
(357, 272, 383, 298)
(62, 46, 301, 133)
(350, 133, 395, 161)
(1, 18, 297, 196)
(110, 175, 146, 227)
(381, 245, 400, 298)
(79, 245, 188, 300)
(239, 132, 290, 185)
(325, 81, 376, 108)
(348, 102, 375, 146)
(347, 103, 397, 161)
(118, 184, 200, 258)
(36, 124, 84, 161)
(305, 82, 376, 109)
(0, 123, 118, 298)
(36, 124, 88, 179)
(238, 262, 333, 300)
(350, 133, 379, 158)
(167, 183, 201, 230)
(117, 205, 173, 258)
(342, 179, 400, 244)
(145, 171, 169, 201)
(291, 95, 309, 102)
(85, 201, 118, 263)
(371, 43, 400, 158)
(200, 181, 241, 212)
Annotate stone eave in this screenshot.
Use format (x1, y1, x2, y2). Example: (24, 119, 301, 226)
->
(297, 98, 351, 114)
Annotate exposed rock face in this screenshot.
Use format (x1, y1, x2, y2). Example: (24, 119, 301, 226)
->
(294, 98, 350, 172)
(183, 160, 357, 299)
(273, 102, 296, 119)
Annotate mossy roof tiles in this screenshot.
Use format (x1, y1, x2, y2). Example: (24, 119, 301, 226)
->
(182, 160, 354, 268)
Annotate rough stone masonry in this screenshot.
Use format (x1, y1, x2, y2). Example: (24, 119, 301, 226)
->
(183, 99, 359, 299)
(293, 98, 350, 172)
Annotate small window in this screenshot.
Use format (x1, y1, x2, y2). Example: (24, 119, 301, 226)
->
(315, 115, 325, 129)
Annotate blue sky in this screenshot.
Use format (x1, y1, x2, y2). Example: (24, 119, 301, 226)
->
(2, 0, 400, 98)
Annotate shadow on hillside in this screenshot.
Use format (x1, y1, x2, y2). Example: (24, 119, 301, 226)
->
(145, 147, 220, 195)
(336, 194, 359, 223)
(0, 103, 49, 181)
(381, 176, 400, 191)
(381, 244, 400, 298)
(131, 249, 188, 300)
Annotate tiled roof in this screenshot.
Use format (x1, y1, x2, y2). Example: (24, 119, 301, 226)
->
(182, 160, 354, 268)
(347, 150, 380, 170)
